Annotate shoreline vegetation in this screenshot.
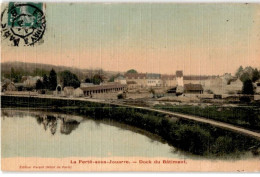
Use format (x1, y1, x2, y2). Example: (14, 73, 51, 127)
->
(1, 95, 260, 158)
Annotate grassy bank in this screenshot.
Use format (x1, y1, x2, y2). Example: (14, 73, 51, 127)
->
(154, 104, 260, 132)
(1, 95, 260, 158)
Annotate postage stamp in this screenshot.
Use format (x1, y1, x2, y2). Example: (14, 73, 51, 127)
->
(1, 2, 46, 46)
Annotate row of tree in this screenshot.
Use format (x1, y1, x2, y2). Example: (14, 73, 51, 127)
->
(8, 67, 50, 83)
(36, 69, 83, 90)
(36, 69, 58, 90)
(85, 74, 104, 85)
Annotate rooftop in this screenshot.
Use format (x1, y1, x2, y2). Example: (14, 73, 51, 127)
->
(184, 83, 203, 91)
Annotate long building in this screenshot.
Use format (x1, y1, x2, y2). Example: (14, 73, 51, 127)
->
(80, 83, 127, 96)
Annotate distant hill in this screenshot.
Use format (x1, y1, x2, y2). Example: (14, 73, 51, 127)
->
(1, 61, 120, 81)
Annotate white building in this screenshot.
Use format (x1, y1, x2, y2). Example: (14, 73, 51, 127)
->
(114, 76, 127, 85)
(146, 73, 162, 87)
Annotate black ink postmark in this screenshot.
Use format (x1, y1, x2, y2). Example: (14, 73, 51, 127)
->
(1, 2, 46, 46)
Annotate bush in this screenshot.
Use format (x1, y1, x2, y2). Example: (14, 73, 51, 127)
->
(239, 96, 251, 103)
(212, 136, 234, 154)
(117, 93, 124, 99)
(173, 124, 212, 155)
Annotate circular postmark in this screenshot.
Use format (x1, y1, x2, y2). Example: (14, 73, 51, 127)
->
(1, 3, 46, 46)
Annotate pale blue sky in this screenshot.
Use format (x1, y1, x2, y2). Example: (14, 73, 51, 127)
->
(2, 3, 260, 75)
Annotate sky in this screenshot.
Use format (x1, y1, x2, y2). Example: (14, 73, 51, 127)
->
(1, 3, 260, 75)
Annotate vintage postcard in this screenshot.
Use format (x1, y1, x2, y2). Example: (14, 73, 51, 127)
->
(1, 1, 260, 172)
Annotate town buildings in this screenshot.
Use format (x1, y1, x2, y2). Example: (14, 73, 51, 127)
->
(123, 71, 243, 95)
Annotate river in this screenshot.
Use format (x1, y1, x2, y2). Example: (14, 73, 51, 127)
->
(2, 108, 259, 160)
(1, 109, 189, 159)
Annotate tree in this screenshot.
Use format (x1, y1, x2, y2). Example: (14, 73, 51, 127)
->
(49, 69, 57, 90)
(236, 66, 244, 78)
(126, 69, 137, 74)
(235, 66, 243, 78)
(60, 70, 80, 88)
(84, 77, 91, 83)
(252, 68, 260, 82)
(109, 76, 115, 82)
(36, 79, 44, 90)
(244, 66, 254, 76)
(11, 67, 16, 79)
(11, 67, 21, 83)
(242, 79, 254, 95)
(42, 74, 49, 89)
(92, 74, 103, 85)
(109, 73, 120, 82)
(239, 72, 250, 83)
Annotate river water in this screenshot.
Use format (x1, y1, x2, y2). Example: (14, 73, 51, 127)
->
(1, 109, 188, 159)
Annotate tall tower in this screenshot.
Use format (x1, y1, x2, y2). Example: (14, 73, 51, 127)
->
(176, 70, 183, 87)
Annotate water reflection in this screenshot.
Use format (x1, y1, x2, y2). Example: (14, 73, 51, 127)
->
(60, 118, 80, 135)
(37, 113, 83, 135)
(3, 109, 83, 136)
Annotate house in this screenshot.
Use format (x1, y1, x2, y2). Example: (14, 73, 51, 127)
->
(227, 79, 243, 94)
(127, 81, 138, 89)
(6, 82, 17, 91)
(161, 74, 176, 87)
(184, 83, 203, 94)
(146, 73, 161, 87)
(73, 88, 84, 97)
(221, 73, 236, 85)
(114, 76, 127, 85)
(23, 76, 42, 87)
(64, 86, 75, 97)
(124, 73, 147, 88)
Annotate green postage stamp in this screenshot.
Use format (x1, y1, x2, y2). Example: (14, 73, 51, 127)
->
(1, 2, 46, 46)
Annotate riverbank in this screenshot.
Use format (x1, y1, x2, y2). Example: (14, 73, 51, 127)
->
(1, 95, 260, 157)
(154, 103, 260, 132)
